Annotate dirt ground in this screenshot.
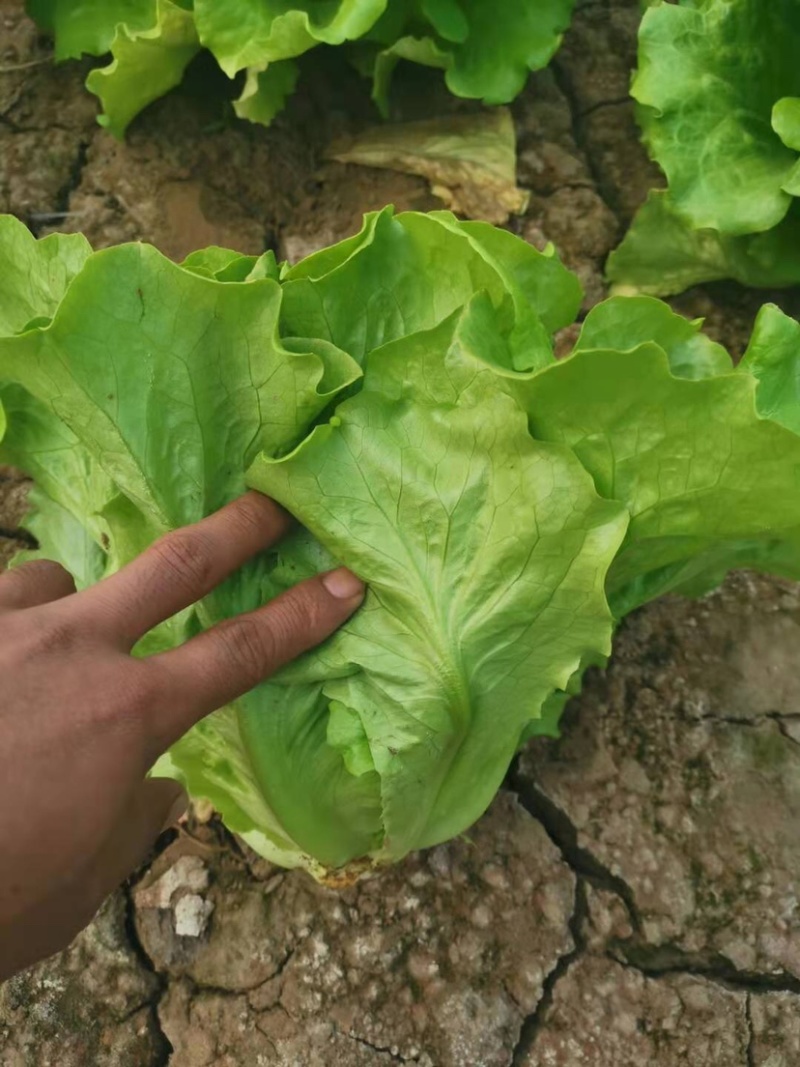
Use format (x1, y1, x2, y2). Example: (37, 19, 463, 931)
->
(2, 1, 800, 1064)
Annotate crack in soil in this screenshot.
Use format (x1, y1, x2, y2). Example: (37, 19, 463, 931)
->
(337, 1026, 419, 1064)
(122, 883, 173, 1067)
(745, 993, 756, 1067)
(508, 765, 641, 932)
(575, 95, 633, 119)
(549, 59, 625, 243)
(43, 136, 90, 231)
(680, 710, 800, 726)
(676, 710, 800, 749)
(511, 878, 588, 1066)
(773, 717, 800, 748)
(0, 525, 36, 545)
(613, 942, 800, 997)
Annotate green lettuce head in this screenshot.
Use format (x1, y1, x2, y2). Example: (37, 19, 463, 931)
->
(4, 209, 800, 877)
(26, 0, 577, 137)
(609, 0, 800, 296)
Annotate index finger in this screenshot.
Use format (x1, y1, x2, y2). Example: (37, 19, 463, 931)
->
(75, 492, 291, 648)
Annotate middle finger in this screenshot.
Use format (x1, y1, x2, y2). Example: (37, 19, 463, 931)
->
(72, 492, 290, 648)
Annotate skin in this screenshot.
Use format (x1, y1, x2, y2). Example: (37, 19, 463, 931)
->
(0, 491, 365, 981)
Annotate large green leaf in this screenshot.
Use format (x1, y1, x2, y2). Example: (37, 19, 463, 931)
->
(247, 308, 627, 861)
(280, 207, 581, 370)
(0, 240, 361, 872)
(574, 294, 732, 380)
(0, 384, 116, 566)
(0, 210, 593, 873)
(528, 343, 800, 614)
(613, 0, 800, 294)
(741, 303, 800, 435)
(370, 0, 576, 106)
(0, 242, 359, 529)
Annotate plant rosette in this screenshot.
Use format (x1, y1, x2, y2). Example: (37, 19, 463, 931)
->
(4, 208, 800, 877)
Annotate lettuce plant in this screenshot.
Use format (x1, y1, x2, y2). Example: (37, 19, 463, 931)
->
(608, 0, 800, 296)
(4, 209, 800, 877)
(26, 0, 576, 137)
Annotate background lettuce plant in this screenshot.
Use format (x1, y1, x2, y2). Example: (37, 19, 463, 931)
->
(26, 0, 577, 137)
(4, 209, 800, 878)
(608, 0, 800, 296)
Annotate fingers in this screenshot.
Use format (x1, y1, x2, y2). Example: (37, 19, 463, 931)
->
(0, 558, 77, 612)
(75, 492, 291, 648)
(0, 778, 187, 981)
(146, 568, 365, 750)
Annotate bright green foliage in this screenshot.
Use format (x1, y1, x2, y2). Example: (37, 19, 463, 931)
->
(609, 0, 800, 295)
(608, 192, 800, 297)
(245, 317, 626, 863)
(27, 0, 576, 135)
(5, 210, 800, 875)
(86, 0, 201, 139)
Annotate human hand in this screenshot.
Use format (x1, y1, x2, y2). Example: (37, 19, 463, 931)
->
(0, 491, 365, 980)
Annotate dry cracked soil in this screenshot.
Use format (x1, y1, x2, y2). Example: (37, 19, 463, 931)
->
(2, 0, 800, 1064)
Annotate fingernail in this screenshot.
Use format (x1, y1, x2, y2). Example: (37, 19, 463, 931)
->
(322, 567, 366, 600)
(162, 790, 189, 833)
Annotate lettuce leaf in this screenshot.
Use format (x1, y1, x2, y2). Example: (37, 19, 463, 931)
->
(1, 209, 599, 874)
(608, 191, 800, 298)
(328, 109, 529, 225)
(527, 342, 800, 615)
(86, 0, 200, 139)
(435, 0, 575, 105)
(5, 209, 800, 875)
(0, 216, 91, 334)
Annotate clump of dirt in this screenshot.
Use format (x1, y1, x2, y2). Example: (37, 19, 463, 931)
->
(130, 795, 574, 1067)
(511, 68, 619, 311)
(516, 573, 800, 1066)
(0, 0, 97, 222)
(56, 85, 438, 264)
(520, 572, 800, 981)
(524, 954, 752, 1066)
(0, 893, 165, 1066)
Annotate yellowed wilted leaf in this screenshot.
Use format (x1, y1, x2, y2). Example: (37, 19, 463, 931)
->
(328, 108, 529, 225)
